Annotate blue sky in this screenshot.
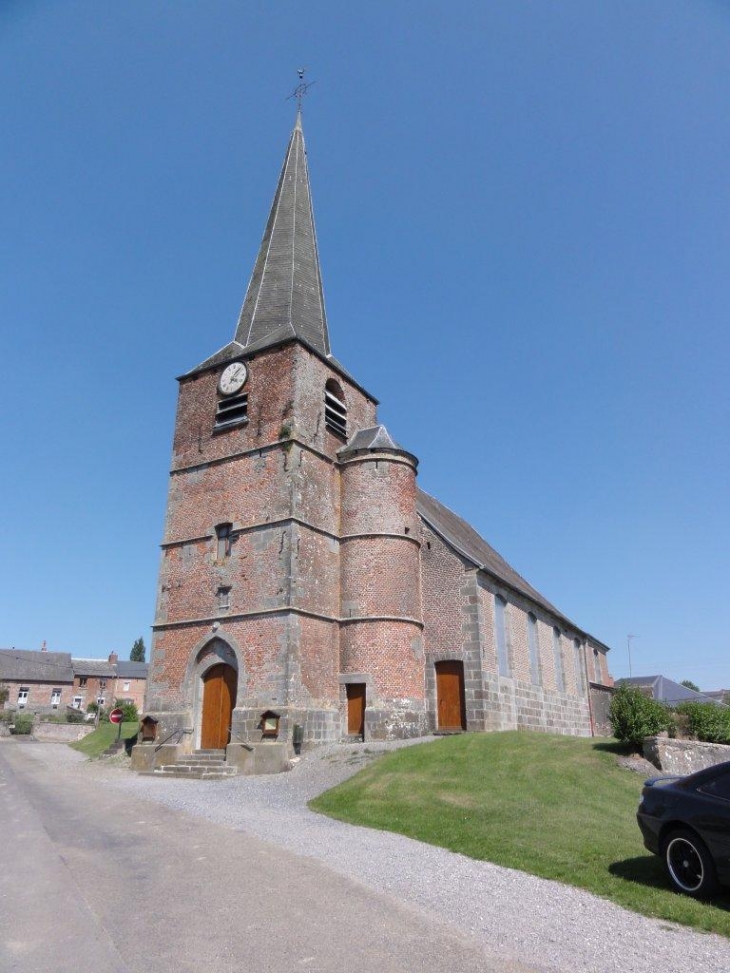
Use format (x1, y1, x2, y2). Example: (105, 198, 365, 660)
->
(1, 1, 728, 688)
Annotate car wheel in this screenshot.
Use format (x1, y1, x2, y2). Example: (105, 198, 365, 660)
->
(663, 828, 719, 898)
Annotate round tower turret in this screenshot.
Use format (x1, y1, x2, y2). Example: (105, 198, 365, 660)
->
(338, 426, 427, 739)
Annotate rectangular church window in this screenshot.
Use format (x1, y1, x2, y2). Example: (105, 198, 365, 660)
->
(216, 523, 232, 559)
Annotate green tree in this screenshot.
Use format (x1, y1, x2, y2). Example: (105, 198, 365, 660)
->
(114, 698, 139, 722)
(130, 637, 146, 662)
(609, 685, 672, 748)
(680, 679, 700, 693)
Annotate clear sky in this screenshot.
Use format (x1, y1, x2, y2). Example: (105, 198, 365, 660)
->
(1, 1, 728, 688)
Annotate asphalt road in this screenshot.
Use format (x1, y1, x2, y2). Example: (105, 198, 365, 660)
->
(0, 741, 532, 973)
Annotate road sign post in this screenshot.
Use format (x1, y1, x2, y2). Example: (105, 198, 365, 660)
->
(109, 707, 124, 743)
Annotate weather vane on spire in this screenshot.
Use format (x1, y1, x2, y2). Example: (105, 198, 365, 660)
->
(287, 68, 316, 112)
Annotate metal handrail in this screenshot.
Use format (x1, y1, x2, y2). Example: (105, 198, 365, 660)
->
(154, 727, 192, 752)
(228, 728, 254, 751)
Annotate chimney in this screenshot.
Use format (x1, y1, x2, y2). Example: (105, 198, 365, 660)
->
(41, 640, 47, 652)
(108, 651, 118, 665)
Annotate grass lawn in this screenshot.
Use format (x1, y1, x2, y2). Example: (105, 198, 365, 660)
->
(309, 732, 730, 936)
(69, 721, 139, 759)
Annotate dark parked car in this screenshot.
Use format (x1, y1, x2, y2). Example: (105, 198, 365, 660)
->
(637, 760, 730, 897)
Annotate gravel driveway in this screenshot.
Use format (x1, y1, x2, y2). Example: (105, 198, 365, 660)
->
(64, 740, 730, 973)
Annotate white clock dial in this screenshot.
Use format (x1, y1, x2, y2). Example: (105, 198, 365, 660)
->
(218, 361, 248, 396)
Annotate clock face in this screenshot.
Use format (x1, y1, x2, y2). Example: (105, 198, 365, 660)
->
(218, 361, 248, 396)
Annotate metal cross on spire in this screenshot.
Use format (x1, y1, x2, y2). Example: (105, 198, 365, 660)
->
(287, 68, 316, 112)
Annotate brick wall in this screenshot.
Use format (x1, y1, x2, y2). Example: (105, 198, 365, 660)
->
(147, 336, 608, 753)
(3, 679, 76, 714)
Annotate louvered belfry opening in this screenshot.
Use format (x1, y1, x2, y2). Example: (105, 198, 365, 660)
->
(324, 378, 347, 437)
(214, 392, 248, 430)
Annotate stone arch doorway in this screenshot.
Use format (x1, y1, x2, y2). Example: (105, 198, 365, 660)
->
(200, 663, 237, 750)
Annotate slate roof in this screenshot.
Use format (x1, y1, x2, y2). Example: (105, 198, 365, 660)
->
(416, 489, 608, 648)
(233, 112, 329, 357)
(116, 661, 149, 678)
(0, 649, 73, 683)
(616, 676, 727, 707)
(338, 425, 415, 461)
(183, 113, 373, 399)
(72, 658, 116, 678)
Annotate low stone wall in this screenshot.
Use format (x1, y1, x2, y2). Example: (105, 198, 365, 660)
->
(643, 736, 730, 774)
(33, 722, 94, 743)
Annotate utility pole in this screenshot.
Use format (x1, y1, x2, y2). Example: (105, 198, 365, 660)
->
(627, 633, 639, 678)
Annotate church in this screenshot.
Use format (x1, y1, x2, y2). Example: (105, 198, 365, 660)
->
(142, 112, 613, 771)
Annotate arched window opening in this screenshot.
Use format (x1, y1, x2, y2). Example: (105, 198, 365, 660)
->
(324, 379, 347, 437)
(573, 638, 585, 695)
(552, 627, 565, 693)
(593, 648, 602, 683)
(494, 594, 510, 677)
(527, 613, 540, 686)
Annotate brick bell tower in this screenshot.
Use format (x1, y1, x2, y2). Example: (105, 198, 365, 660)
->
(145, 112, 427, 759)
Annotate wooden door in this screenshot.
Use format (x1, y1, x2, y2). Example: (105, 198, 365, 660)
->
(436, 661, 466, 730)
(201, 663, 237, 750)
(346, 683, 366, 738)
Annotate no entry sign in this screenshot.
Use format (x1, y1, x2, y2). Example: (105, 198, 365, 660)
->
(109, 708, 124, 725)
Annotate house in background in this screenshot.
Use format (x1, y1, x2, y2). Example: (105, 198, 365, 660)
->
(702, 689, 730, 706)
(616, 675, 728, 708)
(71, 653, 118, 710)
(0, 648, 74, 713)
(1, 647, 149, 714)
(114, 660, 148, 711)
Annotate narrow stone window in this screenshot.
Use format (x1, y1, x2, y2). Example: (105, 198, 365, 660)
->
(217, 586, 231, 610)
(593, 648, 602, 684)
(494, 595, 510, 677)
(324, 379, 347, 438)
(573, 638, 585, 695)
(552, 627, 565, 693)
(527, 613, 540, 686)
(215, 523, 232, 560)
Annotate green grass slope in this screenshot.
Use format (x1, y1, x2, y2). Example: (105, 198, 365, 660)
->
(69, 721, 139, 758)
(310, 732, 730, 935)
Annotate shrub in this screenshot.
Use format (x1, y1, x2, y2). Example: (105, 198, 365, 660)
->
(609, 685, 672, 748)
(10, 713, 34, 735)
(65, 709, 85, 724)
(113, 699, 139, 723)
(675, 701, 730, 744)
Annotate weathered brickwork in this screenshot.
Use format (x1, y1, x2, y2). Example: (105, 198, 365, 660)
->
(145, 119, 613, 763)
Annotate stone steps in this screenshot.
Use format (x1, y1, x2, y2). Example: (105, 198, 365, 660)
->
(143, 748, 237, 780)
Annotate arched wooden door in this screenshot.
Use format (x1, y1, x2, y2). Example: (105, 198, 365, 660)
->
(436, 660, 466, 731)
(200, 663, 237, 750)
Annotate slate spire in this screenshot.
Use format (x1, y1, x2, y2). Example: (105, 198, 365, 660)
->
(234, 111, 330, 356)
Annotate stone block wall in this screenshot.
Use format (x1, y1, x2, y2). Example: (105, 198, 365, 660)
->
(643, 737, 730, 775)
